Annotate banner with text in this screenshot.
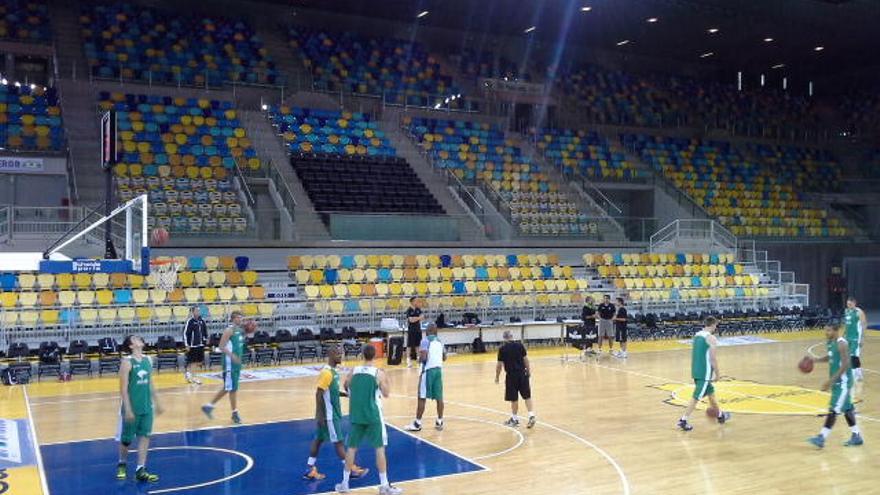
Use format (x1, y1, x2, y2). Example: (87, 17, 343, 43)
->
(0, 157, 44, 174)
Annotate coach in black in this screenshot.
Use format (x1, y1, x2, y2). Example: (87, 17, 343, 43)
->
(404, 297, 423, 368)
(495, 331, 536, 429)
(183, 306, 207, 384)
(597, 294, 616, 354)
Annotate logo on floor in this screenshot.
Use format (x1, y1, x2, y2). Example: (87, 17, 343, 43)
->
(651, 379, 859, 415)
(198, 365, 325, 383)
(676, 336, 777, 347)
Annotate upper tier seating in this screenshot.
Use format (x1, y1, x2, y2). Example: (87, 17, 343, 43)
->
(0, 256, 273, 329)
(537, 128, 645, 181)
(101, 92, 256, 234)
(556, 65, 682, 128)
(622, 134, 851, 237)
(292, 153, 444, 215)
(0, 0, 51, 43)
(81, 3, 278, 86)
(0, 84, 63, 151)
(405, 116, 592, 236)
(288, 27, 462, 107)
(451, 48, 529, 81)
(267, 106, 395, 157)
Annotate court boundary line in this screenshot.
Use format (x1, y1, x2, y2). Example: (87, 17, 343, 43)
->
(383, 414, 523, 461)
(146, 446, 254, 495)
(24, 386, 51, 495)
(385, 421, 491, 471)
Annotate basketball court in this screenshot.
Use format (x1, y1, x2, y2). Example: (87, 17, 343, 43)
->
(8, 328, 874, 495)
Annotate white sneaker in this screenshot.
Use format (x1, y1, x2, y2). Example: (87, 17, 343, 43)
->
(335, 482, 350, 493)
(620, 351, 628, 358)
(379, 484, 403, 495)
(435, 419, 444, 431)
(404, 421, 422, 432)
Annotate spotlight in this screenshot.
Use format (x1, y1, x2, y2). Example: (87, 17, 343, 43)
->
(416, 10, 429, 18)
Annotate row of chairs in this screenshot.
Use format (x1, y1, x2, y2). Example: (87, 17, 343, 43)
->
(585, 252, 737, 266)
(0, 286, 268, 309)
(0, 268, 257, 292)
(287, 253, 564, 270)
(292, 266, 576, 285)
(0, 302, 275, 327)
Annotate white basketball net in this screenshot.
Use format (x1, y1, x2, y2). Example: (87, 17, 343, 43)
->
(151, 261, 179, 291)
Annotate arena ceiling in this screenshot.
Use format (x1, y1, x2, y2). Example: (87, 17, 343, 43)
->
(277, 0, 880, 80)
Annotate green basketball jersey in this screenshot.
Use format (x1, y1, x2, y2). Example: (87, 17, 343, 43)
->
(827, 337, 854, 385)
(844, 308, 862, 354)
(316, 365, 342, 421)
(348, 366, 381, 425)
(126, 355, 153, 415)
(691, 330, 713, 380)
(223, 326, 245, 371)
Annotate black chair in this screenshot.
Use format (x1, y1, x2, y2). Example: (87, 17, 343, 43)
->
(207, 332, 224, 369)
(296, 328, 318, 362)
(67, 340, 92, 376)
(251, 330, 275, 365)
(319, 327, 337, 357)
(7, 343, 32, 382)
(98, 337, 121, 376)
(341, 327, 363, 358)
(155, 335, 179, 372)
(275, 329, 297, 363)
(37, 342, 62, 381)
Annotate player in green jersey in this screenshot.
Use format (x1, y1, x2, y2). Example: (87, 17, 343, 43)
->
(116, 334, 163, 482)
(677, 316, 731, 431)
(405, 324, 447, 432)
(844, 297, 867, 386)
(303, 346, 368, 482)
(335, 345, 402, 495)
(807, 324, 864, 448)
(202, 311, 246, 424)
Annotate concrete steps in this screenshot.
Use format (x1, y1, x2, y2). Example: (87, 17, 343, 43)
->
(49, 0, 88, 81)
(238, 110, 329, 241)
(56, 80, 102, 206)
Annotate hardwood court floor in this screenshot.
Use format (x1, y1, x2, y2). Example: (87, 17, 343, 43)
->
(28, 330, 879, 495)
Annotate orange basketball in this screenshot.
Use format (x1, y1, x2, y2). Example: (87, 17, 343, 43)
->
(150, 227, 170, 246)
(244, 319, 257, 335)
(798, 356, 814, 374)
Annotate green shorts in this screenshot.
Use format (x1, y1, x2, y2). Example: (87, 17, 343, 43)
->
(693, 379, 714, 400)
(419, 367, 443, 401)
(847, 339, 861, 358)
(223, 366, 241, 392)
(347, 421, 387, 449)
(316, 417, 344, 443)
(118, 411, 153, 445)
(830, 381, 854, 414)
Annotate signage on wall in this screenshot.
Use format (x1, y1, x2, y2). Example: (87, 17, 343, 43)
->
(0, 156, 44, 174)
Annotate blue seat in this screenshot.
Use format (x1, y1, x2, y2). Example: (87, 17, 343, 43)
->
(440, 255, 452, 267)
(344, 300, 360, 312)
(114, 289, 133, 304)
(709, 254, 719, 264)
(452, 280, 466, 294)
(475, 267, 488, 280)
(235, 256, 249, 271)
(341, 255, 356, 269)
(378, 268, 391, 282)
(541, 266, 553, 279)
(676, 253, 687, 264)
(324, 269, 338, 285)
(506, 255, 518, 267)
(613, 253, 624, 265)
(735, 287, 745, 297)
(490, 295, 503, 307)
(691, 276, 702, 287)
(60, 309, 78, 324)
(726, 264, 736, 276)
(188, 256, 205, 271)
(0, 273, 16, 291)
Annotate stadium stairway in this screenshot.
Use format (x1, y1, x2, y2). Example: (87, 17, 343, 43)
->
(515, 134, 627, 242)
(238, 109, 330, 241)
(382, 119, 488, 243)
(250, 16, 313, 92)
(56, 80, 102, 206)
(49, 0, 89, 81)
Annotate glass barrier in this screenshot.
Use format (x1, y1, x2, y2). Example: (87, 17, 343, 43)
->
(325, 213, 465, 241)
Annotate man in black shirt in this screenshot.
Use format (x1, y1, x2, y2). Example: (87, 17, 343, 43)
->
(580, 295, 598, 358)
(183, 306, 208, 384)
(495, 331, 535, 428)
(613, 297, 629, 358)
(404, 297, 423, 368)
(597, 295, 616, 355)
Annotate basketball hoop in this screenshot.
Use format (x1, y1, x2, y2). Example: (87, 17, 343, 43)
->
(150, 259, 179, 291)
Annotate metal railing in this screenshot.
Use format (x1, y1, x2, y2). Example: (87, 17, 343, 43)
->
(305, 84, 483, 115)
(88, 66, 288, 92)
(0, 206, 9, 243)
(445, 170, 485, 225)
(232, 158, 256, 208)
(650, 219, 737, 253)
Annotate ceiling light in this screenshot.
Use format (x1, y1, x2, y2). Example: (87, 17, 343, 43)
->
(616, 39, 630, 46)
(646, 17, 658, 23)
(700, 52, 714, 58)
(417, 10, 429, 18)
(707, 28, 719, 34)
(772, 63, 785, 69)
(261, 104, 268, 111)
(524, 26, 536, 33)
(581, 6, 592, 12)
(29, 83, 35, 89)
(814, 45, 824, 52)
(764, 37, 774, 42)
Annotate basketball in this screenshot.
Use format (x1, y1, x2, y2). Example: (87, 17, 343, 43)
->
(798, 356, 814, 374)
(244, 319, 257, 335)
(150, 227, 169, 246)
(706, 406, 719, 419)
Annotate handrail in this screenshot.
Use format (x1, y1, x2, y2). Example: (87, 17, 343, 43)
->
(477, 180, 515, 224)
(266, 158, 297, 212)
(233, 158, 256, 207)
(65, 145, 79, 205)
(650, 219, 737, 252)
(445, 169, 484, 223)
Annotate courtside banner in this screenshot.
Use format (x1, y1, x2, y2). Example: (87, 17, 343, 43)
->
(39, 259, 133, 274)
(0, 157, 43, 174)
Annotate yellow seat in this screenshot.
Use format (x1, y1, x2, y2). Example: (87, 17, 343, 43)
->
(194, 271, 211, 287)
(1, 292, 18, 308)
(242, 303, 259, 317)
(348, 284, 362, 297)
(154, 306, 172, 321)
(1, 311, 18, 326)
(304, 285, 320, 298)
(184, 288, 201, 303)
(172, 305, 190, 320)
(55, 273, 73, 290)
(18, 273, 36, 290)
(128, 274, 145, 288)
(200, 287, 217, 303)
(319, 285, 334, 298)
(338, 269, 352, 283)
(177, 271, 195, 287)
(95, 290, 113, 305)
(334, 285, 348, 298)
(204, 256, 220, 270)
(313, 255, 328, 268)
(242, 271, 259, 286)
(118, 307, 136, 323)
(258, 303, 275, 318)
(300, 255, 314, 269)
(19, 310, 38, 326)
(18, 292, 38, 308)
(74, 273, 92, 289)
(136, 307, 153, 321)
(37, 273, 55, 290)
(40, 309, 60, 325)
(93, 273, 109, 289)
(350, 268, 365, 283)
(98, 307, 117, 323)
(231, 286, 248, 301)
(215, 271, 231, 286)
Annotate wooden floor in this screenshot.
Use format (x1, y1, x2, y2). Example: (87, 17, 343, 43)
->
(25, 329, 880, 495)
